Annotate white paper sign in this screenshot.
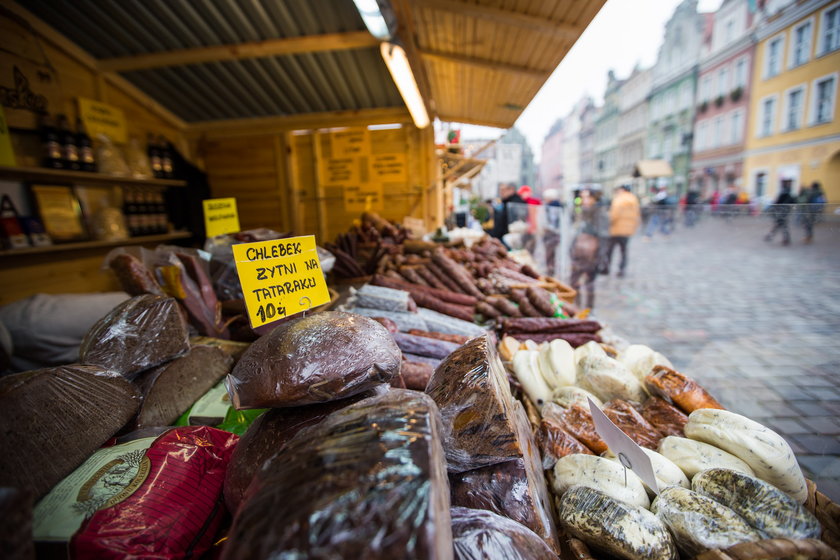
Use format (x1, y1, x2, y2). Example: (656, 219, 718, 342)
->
(588, 398, 660, 494)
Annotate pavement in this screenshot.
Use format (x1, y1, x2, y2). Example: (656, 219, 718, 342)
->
(587, 213, 840, 502)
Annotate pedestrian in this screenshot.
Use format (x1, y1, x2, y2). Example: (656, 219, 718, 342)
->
(518, 185, 542, 253)
(541, 189, 563, 277)
(764, 184, 796, 245)
(801, 181, 826, 243)
(605, 185, 641, 277)
(684, 189, 701, 226)
(490, 182, 526, 246)
(569, 189, 604, 309)
(645, 186, 671, 237)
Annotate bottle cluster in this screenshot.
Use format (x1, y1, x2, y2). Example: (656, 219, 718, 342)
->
(122, 187, 169, 237)
(38, 112, 96, 172)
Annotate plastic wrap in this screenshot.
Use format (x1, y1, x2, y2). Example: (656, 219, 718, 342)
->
(651, 486, 761, 557)
(577, 355, 646, 403)
(558, 485, 677, 560)
(133, 345, 233, 428)
(417, 307, 486, 337)
(545, 402, 607, 455)
(685, 408, 808, 503)
(227, 311, 401, 409)
(537, 417, 592, 469)
(0, 364, 140, 500)
(425, 334, 527, 473)
(602, 399, 663, 449)
(0, 487, 35, 560)
(448, 401, 559, 553)
(221, 389, 453, 560)
(397, 361, 435, 390)
(552, 454, 650, 509)
(644, 365, 724, 413)
(604, 447, 689, 497)
(203, 228, 293, 300)
(450, 507, 556, 560)
(371, 316, 400, 333)
(33, 427, 238, 559)
(657, 436, 754, 479)
(351, 284, 416, 312)
(692, 468, 821, 539)
(640, 396, 688, 437)
(107, 252, 165, 296)
(550, 386, 603, 409)
(223, 386, 388, 514)
(79, 294, 190, 379)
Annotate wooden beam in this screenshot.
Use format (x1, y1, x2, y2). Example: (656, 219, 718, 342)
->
(436, 114, 514, 129)
(420, 49, 546, 79)
(311, 132, 328, 242)
(416, 0, 579, 39)
(98, 32, 379, 72)
(188, 107, 412, 138)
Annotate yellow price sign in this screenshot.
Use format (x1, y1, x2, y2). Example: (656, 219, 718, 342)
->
(203, 197, 240, 238)
(77, 98, 127, 144)
(232, 235, 330, 328)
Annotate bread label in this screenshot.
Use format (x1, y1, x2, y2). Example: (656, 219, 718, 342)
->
(203, 197, 240, 238)
(588, 398, 659, 493)
(233, 235, 331, 328)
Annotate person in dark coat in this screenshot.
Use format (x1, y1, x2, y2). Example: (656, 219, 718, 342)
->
(490, 182, 526, 245)
(801, 182, 826, 243)
(764, 185, 796, 245)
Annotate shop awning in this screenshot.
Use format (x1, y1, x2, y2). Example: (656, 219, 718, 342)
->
(634, 160, 674, 178)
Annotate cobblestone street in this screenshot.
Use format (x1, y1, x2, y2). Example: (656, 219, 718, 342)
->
(592, 214, 840, 501)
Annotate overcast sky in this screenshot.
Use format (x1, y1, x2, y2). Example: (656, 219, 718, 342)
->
(452, 0, 724, 162)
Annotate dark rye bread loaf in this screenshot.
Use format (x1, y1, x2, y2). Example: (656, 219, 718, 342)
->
(451, 507, 557, 560)
(0, 365, 140, 499)
(449, 402, 560, 554)
(80, 294, 190, 380)
(133, 345, 233, 428)
(221, 390, 453, 560)
(0, 487, 35, 560)
(223, 385, 389, 514)
(425, 334, 524, 473)
(227, 311, 401, 408)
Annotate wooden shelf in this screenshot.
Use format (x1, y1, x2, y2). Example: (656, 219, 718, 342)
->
(0, 231, 193, 257)
(0, 165, 187, 187)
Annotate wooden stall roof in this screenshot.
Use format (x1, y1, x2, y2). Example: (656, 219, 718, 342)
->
(10, 0, 605, 130)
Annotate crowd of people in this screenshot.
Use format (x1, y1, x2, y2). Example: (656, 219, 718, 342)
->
(473, 180, 828, 312)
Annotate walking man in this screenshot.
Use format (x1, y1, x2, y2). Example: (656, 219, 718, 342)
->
(606, 185, 641, 277)
(764, 184, 796, 245)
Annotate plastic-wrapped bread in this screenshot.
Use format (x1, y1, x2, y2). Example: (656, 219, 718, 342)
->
(620, 344, 673, 382)
(224, 387, 388, 513)
(644, 365, 723, 413)
(221, 390, 453, 560)
(605, 447, 689, 497)
(0, 488, 35, 560)
(651, 486, 761, 557)
(227, 312, 400, 408)
(640, 396, 688, 437)
(550, 386, 603, 410)
(0, 365, 140, 500)
(577, 355, 646, 403)
(79, 294, 190, 380)
(425, 335, 527, 473)
(553, 454, 650, 509)
(657, 436, 754, 479)
(133, 346, 233, 428)
(602, 399, 663, 449)
(543, 402, 608, 455)
(685, 409, 808, 503)
(537, 417, 592, 469)
(512, 350, 552, 407)
(537, 339, 576, 389)
(558, 485, 677, 560)
(692, 468, 821, 539)
(450, 507, 556, 560)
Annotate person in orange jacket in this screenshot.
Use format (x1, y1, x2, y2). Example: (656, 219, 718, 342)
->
(605, 185, 641, 277)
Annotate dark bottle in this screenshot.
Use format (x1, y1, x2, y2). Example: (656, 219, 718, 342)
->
(123, 188, 139, 237)
(56, 114, 80, 171)
(38, 112, 64, 169)
(159, 136, 174, 179)
(154, 191, 168, 234)
(75, 117, 97, 172)
(147, 133, 162, 178)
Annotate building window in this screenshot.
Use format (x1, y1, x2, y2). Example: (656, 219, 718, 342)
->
(714, 116, 724, 147)
(765, 35, 785, 78)
(819, 4, 840, 55)
(734, 57, 748, 88)
(731, 110, 743, 144)
(755, 172, 767, 198)
(726, 19, 735, 43)
(758, 95, 777, 137)
(718, 67, 729, 97)
(783, 85, 806, 130)
(790, 20, 813, 67)
(810, 73, 837, 124)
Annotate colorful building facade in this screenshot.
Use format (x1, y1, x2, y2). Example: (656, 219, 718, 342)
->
(743, 0, 840, 202)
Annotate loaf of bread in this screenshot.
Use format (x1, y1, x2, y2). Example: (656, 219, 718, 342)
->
(227, 311, 401, 408)
(80, 294, 190, 379)
(640, 396, 688, 437)
(451, 507, 556, 560)
(685, 409, 808, 503)
(537, 417, 592, 470)
(0, 365, 140, 499)
(619, 344, 673, 382)
(550, 386, 603, 410)
(577, 355, 646, 403)
(602, 399, 663, 449)
(553, 454, 650, 509)
(657, 436, 754, 479)
(644, 366, 723, 413)
(545, 402, 608, 455)
(604, 447, 689, 497)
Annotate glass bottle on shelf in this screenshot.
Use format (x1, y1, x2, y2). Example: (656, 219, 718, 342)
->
(123, 187, 139, 237)
(75, 116, 97, 172)
(56, 114, 80, 171)
(38, 112, 64, 169)
(154, 191, 168, 233)
(159, 136, 174, 179)
(147, 133, 162, 178)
